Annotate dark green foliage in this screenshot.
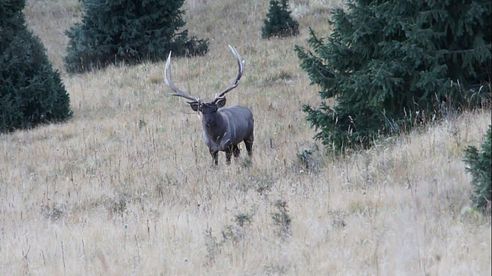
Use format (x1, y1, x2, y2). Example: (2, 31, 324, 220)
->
(464, 125, 491, 211)
(65, 0, 208, 73)
(262, 0, 299, 39)
(1, 0, 72, 133)
(296, 0, 491, 153)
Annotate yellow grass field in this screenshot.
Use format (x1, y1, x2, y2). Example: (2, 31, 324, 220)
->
(1, 0, 490, 274)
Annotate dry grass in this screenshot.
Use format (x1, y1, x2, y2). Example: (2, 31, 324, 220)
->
(1, 0, 490, 274)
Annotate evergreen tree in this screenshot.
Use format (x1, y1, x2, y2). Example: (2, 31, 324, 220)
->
(262, 0, 299, 39)
(1, 0, 72, 133)
(464, 125, 491, 212)
(296, 0, 491, 152)
(65, 0, 208, 73)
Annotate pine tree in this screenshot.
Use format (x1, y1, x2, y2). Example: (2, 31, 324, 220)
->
(296, 0, 491, 153)
(262, 0, 299, 39)
(464, 125, 491, 212)
(1, 0, 72, 133)
(65, 0, 208, 73)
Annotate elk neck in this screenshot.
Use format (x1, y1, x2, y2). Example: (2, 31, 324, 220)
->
(202, 111, 227, 143)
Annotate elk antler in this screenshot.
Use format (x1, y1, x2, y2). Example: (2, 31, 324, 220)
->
(164, 52, 199, 102)
(215, 45, 244, 99)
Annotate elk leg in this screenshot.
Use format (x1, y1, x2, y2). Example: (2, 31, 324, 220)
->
(225, 147, 233, 165)
(225, 154, 232, 165)
(233, 145, 240, 158)
(244, 137, 253, 157)
(210, 149, 218, 165)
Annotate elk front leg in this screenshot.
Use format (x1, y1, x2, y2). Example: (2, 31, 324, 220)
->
(210, 149, 218, 165)
(225, 146, 233, 165)
(233, 145, 240, 158)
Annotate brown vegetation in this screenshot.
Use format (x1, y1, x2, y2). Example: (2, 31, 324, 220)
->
(1, 0, 490, 274)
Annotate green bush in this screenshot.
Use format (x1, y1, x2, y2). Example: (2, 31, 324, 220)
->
(1, 0, 72, 133)
(65, 0, 208, 73)
(296, 0, 491, 153)
(464, 125, 491, 212)
(262, 0, 299, 39)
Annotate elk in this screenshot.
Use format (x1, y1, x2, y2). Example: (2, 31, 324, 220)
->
(164, 45, 254, 165)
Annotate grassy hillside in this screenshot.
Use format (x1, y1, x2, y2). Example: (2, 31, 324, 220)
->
(1, 0, 490, 274)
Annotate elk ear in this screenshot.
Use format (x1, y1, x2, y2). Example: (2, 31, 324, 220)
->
(188, 101, 200, 112)
(215, 97, 226, 108)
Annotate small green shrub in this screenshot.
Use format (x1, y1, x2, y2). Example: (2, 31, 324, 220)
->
(464, 125, 491, 212)
(204, 211, 254, 264)
(272, 200, 291, 240)
(262, 0, 299, 39)
(64, 0, 208, 73)
(295, 143, 323, 173)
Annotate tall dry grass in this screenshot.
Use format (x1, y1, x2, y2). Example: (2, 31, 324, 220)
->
(1, 0, 490, 275)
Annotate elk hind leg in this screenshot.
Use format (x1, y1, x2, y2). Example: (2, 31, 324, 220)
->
(233, 145, 240, 158)
(210, 149, 219, 165)
(244, 136, 253, 157)
(225, 147, 233, 165)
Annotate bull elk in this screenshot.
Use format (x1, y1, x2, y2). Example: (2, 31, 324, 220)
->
(164, 45, 254, 165)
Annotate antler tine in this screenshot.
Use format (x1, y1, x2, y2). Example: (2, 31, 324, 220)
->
(216, 45, 244, 99)
(164, 52, 199, 102)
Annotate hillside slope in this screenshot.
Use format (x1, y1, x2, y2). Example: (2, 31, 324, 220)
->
(0, 0, 490, 274)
